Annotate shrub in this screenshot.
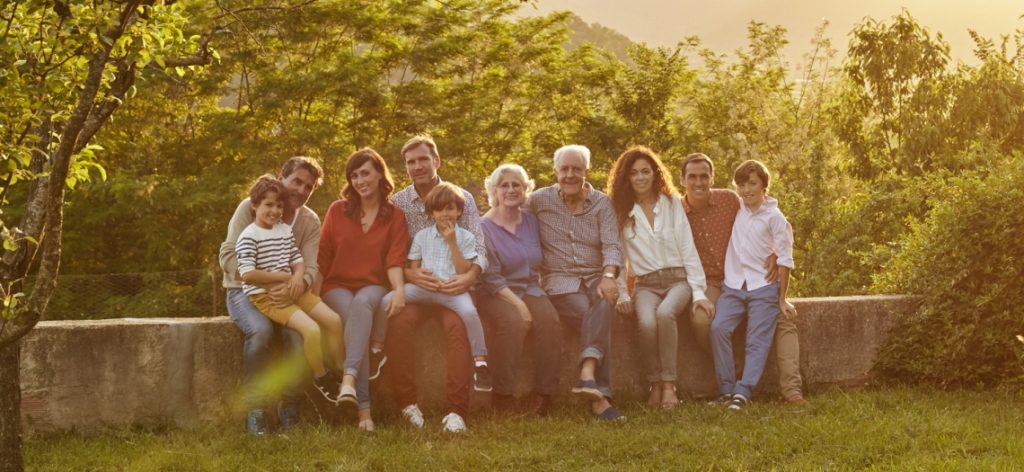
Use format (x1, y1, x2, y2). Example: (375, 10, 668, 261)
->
(872, 155, 1024, 387)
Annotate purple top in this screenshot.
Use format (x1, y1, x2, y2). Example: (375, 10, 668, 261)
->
(481, 210, 545, 297)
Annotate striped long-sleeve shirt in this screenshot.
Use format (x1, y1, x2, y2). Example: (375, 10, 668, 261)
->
(236, 222, 303, 295)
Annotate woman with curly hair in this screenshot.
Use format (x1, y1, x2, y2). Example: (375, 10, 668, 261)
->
(606, 145, 714, 409)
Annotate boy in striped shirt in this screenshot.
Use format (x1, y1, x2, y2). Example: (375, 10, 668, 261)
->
(236, 175, 349, 405)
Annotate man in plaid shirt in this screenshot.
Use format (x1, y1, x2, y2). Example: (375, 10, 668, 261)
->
(528, 144, 626, 421)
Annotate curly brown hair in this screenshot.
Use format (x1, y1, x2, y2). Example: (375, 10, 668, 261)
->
(341, 147, 396, 221)
(606, 146, 679, 231)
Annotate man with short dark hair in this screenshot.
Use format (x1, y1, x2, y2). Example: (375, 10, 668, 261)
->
(219, 156, 325, 435)
(388, 135, 485, 433)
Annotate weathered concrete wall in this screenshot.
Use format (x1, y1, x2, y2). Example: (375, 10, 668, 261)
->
(20, 295, 914, 432)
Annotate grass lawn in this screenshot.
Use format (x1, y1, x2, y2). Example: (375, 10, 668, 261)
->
(25, 387, 1024, 471)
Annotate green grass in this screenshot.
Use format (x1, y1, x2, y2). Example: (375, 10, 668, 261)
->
(25, 388, 1024, 471)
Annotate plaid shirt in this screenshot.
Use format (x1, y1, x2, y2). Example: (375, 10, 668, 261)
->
(409, 224, 477, 281)
(527, 183, 622, 295)
(393, 181, 488, 271)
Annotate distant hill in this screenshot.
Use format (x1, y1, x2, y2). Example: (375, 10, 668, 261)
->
(526, 0, 1024, 64)
(565, 14, 634, 61)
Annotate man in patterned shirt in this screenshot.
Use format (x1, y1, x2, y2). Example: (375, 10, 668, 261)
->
(528, 144, 625, 421)
(387, 135, 486, 433)
(681, 153, 806, 404)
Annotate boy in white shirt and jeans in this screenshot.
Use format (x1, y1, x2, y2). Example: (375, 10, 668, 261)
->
(710, 160, 797, 411)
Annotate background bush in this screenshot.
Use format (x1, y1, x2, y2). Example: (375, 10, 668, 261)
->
(872, 155, 1024, 387)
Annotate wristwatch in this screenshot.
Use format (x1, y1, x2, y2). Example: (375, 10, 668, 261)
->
(603, 272, 616, 279)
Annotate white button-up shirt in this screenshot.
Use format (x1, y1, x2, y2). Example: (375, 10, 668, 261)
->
(723, 196, 794, 292)
(619, 194, 707, 302)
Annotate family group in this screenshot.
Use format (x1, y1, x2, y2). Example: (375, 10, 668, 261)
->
(218, 135, 803, 435)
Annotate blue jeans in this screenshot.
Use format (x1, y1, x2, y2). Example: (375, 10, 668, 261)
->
(322, 285, 388, 410)
(710, 283, 780, 400)
(550, 278, 613, 398)
(226, 287, 305, 410)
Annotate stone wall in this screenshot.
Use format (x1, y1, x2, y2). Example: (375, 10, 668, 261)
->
(19, 295, 914, 432)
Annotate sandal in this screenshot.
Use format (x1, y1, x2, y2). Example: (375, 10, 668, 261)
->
(647, 384, 662, 408)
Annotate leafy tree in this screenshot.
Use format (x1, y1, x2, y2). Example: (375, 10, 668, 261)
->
(0, 1, 213, 468)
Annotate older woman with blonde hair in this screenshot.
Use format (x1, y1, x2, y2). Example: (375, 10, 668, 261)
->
(477, 163, 562, 416)
(606, 146, 714, 409)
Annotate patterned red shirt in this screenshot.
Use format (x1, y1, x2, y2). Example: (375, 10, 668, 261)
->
(683, 189, 740, 288)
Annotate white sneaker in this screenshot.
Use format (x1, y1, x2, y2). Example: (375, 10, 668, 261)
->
(401, 404, 424, 429)
(441, 412, 466, 433)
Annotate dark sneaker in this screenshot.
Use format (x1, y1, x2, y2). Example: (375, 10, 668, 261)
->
(314, 371, 343, 404)
(707, 394, 734, 407)
(728, 394, 749, 411)
(246, 409, 268, 436)
(571, 379, 604, 401)
(474, 364, 494, 392)
(368, 350, 388, 381)
(278, 402, 300, 432)
(594, 405, 626, 422)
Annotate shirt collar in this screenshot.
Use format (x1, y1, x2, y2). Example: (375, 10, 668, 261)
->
(557, 181, 594, 204)
(742, 195, 779, 214)
(683, 192, 715, 214)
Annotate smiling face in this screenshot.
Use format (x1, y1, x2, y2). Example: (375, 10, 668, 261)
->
(495, 172, 526, 209)
(280, 168, 316, 210)
(349, 160, 383, 200)
(736, 172, 767, 210)
(629, 157, 656, 199)
(253, 191, 285, 229)
(682, 160, 713, 205)
(403, 142, 440, 188)
(555, 151, 588, 198)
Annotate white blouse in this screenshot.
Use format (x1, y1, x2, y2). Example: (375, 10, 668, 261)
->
(618, 194, 708, 302)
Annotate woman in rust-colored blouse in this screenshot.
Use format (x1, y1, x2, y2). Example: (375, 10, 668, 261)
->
(318, 148, 409, 432)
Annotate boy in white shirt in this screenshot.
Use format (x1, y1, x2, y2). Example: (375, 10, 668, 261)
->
(709, 160, 797, 411)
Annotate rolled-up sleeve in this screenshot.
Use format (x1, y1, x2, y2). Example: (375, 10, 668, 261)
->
(771, 211, 795, 269)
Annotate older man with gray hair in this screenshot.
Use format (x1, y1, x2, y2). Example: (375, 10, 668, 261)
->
(527, 144, 625, 421)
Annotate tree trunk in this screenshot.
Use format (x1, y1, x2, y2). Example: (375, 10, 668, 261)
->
(0, 341, 23, 472)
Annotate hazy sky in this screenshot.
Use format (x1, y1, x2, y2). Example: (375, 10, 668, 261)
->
(524, 0, 1023, 63)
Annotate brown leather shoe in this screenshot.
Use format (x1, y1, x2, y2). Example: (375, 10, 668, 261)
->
(530, 394, 552, 417)
(784, 394, 809, 406)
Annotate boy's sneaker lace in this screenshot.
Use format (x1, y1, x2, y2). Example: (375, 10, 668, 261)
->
(314, 371, 343, 404)
(401, 404, 425, 429)
(441, 412, 467, 433)
(728, 394, 749, 411)
(474, 364, 494, 392)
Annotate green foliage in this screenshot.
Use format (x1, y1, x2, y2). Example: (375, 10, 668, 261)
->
(872, 156, 1024, 387)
